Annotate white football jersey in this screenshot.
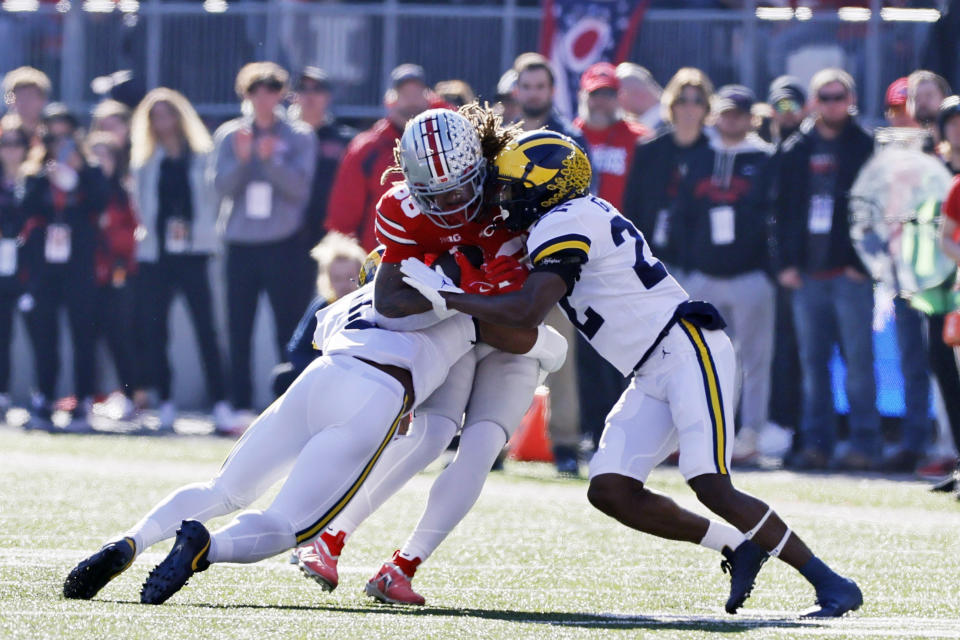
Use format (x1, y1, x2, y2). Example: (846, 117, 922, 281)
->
(313, 284, 477, 403)
(527, 195, 688, 376)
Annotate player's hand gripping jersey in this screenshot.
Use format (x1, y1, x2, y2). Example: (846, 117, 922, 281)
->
(375, 183, 526, 264)
(527, 194, 689, 376)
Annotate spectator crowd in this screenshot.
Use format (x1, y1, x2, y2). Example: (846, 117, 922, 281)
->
(1, 52, 960, 487)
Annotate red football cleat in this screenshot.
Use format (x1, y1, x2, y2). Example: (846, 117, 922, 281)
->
(297, 530, 345, 591)
(364, 551, 425, 605)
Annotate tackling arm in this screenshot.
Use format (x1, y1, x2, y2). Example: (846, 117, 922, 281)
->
(374, 261, 435, 318)
(441, 271, 568, 329)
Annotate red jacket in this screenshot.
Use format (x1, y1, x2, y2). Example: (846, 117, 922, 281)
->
(94, 187, 138, 287)
(325, 118, 405, 250)
(574, 118, 647, 211)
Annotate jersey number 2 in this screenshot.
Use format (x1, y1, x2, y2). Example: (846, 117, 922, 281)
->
(559, 209, 668, 342)
(610, 215, 667, 289)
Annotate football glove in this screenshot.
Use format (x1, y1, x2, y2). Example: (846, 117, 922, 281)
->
(484, 254, 529, 293)
(453, 251, 496, 295)
(400, 257, 463, 316)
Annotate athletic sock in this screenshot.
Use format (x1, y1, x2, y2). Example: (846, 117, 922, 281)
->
(798, 556, 840, 589)
(319, 529, 346, 556)
(394, 550, 421, 578)
(700, 520, 747, 553)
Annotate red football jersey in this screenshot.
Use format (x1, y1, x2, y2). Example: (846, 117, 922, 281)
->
(375, 182, 526, 264)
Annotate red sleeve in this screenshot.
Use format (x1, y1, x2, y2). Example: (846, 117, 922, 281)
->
(375, 185, 424, 263)
(107, 198, 139, 261)
(944, 175, 960, 225)
(325, 136, 371, 242)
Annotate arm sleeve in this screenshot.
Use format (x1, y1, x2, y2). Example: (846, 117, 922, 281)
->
(773, 146, 802, 270)
(213, 127, 252, 198)
(374, 196, 422, 263)
(526, 216, 591, 293)
(261, 129, 316, 202)
(78, 168, 109, 226)
(324, 141, 369, 239)
(109, 196, 139, 260)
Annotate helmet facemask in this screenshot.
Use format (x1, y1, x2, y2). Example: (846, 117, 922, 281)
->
(397, 109, 488, 230)
(408, 160, 487, 229)
(493, 175, 545, 232)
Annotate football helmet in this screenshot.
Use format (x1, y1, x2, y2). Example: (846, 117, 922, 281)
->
(398, 109, 486, 229)
(358, 245, 386, 286)
(491, 130, 591, 231)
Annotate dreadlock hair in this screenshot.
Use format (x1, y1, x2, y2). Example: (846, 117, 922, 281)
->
(381, 101, 522, 185)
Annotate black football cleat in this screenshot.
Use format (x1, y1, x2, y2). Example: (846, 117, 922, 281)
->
(721, 540, 769, 614)
(63, 537, 136, 599)
(140, 520, 210, 605)
(802, 576, 863, 618)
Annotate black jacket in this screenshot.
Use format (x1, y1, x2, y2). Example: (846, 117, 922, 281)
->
(622, 128, 713, 268)
(774, 117, 873, 274)
(677, 133, 775, 277)
(21, 166, 108, 285)
(0, 171, 25, 293)
(304, 119, 356, 245)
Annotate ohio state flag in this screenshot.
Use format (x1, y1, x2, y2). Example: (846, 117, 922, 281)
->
(539, 0, 650, 119)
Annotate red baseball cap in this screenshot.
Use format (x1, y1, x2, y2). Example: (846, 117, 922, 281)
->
(580, 62, 619, 94)
(885, 77, 908, 108)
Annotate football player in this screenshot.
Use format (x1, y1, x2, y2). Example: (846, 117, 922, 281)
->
(62, 251, 567, 604)
(402, 130, 864, 618)
(294, 104, 545, 606)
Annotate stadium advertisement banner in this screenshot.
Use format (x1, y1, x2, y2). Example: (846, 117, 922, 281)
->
(539, 0, 650, 119)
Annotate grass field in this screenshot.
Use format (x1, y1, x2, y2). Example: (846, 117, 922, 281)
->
(2, 426, 960, 639)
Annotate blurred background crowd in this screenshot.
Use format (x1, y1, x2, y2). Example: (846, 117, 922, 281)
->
(1, 0, 960, 487)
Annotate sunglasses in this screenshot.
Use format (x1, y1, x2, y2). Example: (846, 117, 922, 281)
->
(297, 82, 330, 94)
(248, 79, 285, 94)
(817, 91, 848, 103)
(588, 88, 618, 99)
(675, 96, 707, 107)
(774, 98, 801, 114)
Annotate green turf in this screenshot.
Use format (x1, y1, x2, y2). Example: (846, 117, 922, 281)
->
(2, 426, 959, 639)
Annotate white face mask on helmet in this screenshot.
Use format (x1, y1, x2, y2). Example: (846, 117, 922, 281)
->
(398, 109, 486, 229)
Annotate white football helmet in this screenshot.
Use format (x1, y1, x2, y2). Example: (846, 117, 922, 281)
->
(398, 108, 486, 229)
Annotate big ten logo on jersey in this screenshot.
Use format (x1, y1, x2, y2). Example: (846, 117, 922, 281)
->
(392, 184, 421, 218)
(592, 145, 628, 176)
